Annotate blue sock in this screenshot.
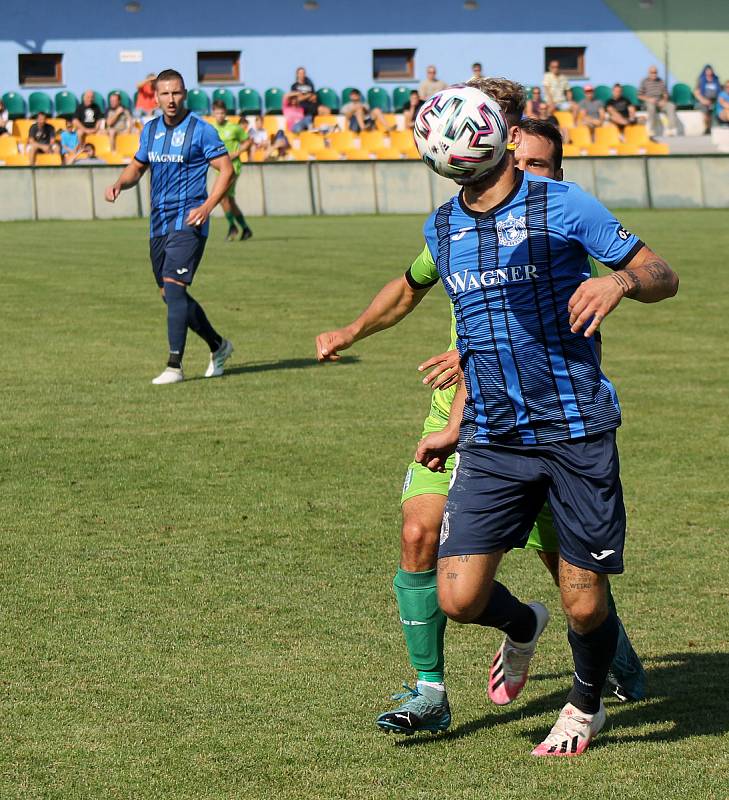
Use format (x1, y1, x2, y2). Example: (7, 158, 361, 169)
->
(163, 281, 189, 367)
(186, 294, 222, 352)
(473, 581, 537, 643)
(566, 608, 619, 714)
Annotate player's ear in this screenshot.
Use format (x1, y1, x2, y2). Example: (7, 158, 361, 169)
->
(509, 125, 521, 148)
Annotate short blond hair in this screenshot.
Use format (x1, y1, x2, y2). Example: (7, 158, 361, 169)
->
(466, 77, 526, 126)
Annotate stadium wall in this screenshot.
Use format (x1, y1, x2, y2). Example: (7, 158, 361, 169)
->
(3, 1, 729, 103)
(1, 157, 729, 222)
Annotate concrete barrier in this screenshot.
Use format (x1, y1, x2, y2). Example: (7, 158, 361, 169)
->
(1, 156, 728, 222)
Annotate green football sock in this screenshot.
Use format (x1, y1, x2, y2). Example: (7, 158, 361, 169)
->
(393, 568, 446, 683)
(224, 211, 237, 228)
(234, 211, 248, 230)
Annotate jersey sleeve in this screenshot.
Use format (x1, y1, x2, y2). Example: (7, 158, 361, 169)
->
(201, 123, 229, 162)
(563, 183, 644, 269)
(405, 243, 439, 289)
(134, 122, 151, 164)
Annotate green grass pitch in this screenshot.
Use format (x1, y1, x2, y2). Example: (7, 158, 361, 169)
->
(1, 210, 728, 799)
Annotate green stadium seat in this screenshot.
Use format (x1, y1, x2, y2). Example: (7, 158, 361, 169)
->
(317, 87, 339, 112)
(594, 85, 612, 103)
(570, 85, 585, 102)
(107, 89, 132, 110)
(28, 91, 53, 116)
(212, 88, 236, 113)
(622, 84, 640, 108)
(2, 92, 26, 119)
(54, 91, 78, 119)
(392, 86, 411, 112)
(92, 91, 106, 112)
(341, 87, 361, 106)
(367, 87, 390, 112)
(238, 88, 262, 115)
(264, 88, 284, 115)
(187, 88, 210, 114)
(671, 82, 694, 109)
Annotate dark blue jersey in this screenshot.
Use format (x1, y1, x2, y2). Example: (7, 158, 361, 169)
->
(135, 112, 227, 238)
(409, 171, 643, 446)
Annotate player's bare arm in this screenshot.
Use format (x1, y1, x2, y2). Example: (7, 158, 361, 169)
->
(568, 245, 679, 337)
(186, 153, 233, 227)
(418, 348, 461, 390)
(316, 275, 430, 361)
(415, 378, 466, 472)
(105, 158, 148, 202)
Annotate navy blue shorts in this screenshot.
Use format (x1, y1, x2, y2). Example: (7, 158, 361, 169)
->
(149, 229, 207, 287)
(439, 431, 625, 574)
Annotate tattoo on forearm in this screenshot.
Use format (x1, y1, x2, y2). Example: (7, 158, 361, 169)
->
(610, 271, 631, 295)
(623, 268, 642, 298)
(645, 260, 672, 283)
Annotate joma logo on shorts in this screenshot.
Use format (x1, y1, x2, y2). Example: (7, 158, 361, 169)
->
(445, 265, 538, 293)
(148, 152, 184, 163)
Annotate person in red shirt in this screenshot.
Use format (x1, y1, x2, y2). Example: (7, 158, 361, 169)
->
(135, 74, 159, 119)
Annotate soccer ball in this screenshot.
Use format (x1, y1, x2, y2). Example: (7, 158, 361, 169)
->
(413, 85, 508, 183)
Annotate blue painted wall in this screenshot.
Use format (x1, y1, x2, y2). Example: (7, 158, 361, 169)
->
(1, 0, 687, 106)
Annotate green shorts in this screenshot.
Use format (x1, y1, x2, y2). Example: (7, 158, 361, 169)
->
(400, 413, 558, 553)
(225, 171, 239, 198)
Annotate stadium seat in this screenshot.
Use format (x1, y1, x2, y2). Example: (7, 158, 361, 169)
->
(570, 85, 585, 102)
(367, 87, 391, 112)
(622, 84, 640, 108)
(615, 144, 641, 156)
(34, 153, 63, 166)
(328, 131, 357, 151)
(389, 130, 415, 151)
(341, 87, 361, 105)
(342, 148, 371, 160)
(401, 144, 420, 160)
(187, 89, 210, 114)
(380, 113, 397, 130)
(562, 143, 580, 157)
(249, 149, 267, 162)
(108, 89, 132, 110)
(313, 114, 338, 129)
(317, 88, 339, 112)
(645, 142, 669, 155)
(238, 88, 262, 115)
(99, 151, 129, 165)
(554, 110, 574, 129)
(3, 153, 30, 166)
(85, 133, 111, 153)
(299, 131, 326, 154)
(48, 118, 67, 133)
(585, 144, 615, 156)
(115, 133, 140, 156)
(568, 126, 592, 149)
(314, 149, 341, 161)
(92, 91, 107, 112)
(0, 136, 20, 157)
(372, 146, 402, 160)
(392, 86, 411, 112)
(593, 125, 620, 148)
(262, 116, 284, 135)
(624, 125, 650, 147)
(212, 88, 236, 113)
(594, 85, 612, 103)
(2, 92, 26, 119)
(12, 119, 34, 141)
(287, 148, 311, 161)
(264, 88, 284, 115)
(671, 82, 694, 109)
(359, 130, 386, 151)
(54, 91, 78, 119)
(28, 91, 53, 116)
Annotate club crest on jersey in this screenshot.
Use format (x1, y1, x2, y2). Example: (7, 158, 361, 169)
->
(171, 130, 186, 148)
(496, 212, 528, 247)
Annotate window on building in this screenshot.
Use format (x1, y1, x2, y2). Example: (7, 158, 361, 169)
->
(373, 49, 416, 81)
(197, 51, 241, 84)
(18, 53, 63, 86)
(544, 47, 586, 78)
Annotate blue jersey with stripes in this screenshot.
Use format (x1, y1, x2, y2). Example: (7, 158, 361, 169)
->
(413, 171, 643, 446)
(134, 112, 227, 238)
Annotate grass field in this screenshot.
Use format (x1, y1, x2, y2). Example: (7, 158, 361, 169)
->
(1, 210, 728, 799)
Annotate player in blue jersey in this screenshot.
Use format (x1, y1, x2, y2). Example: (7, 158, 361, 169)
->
(105, 69, 236, 384)
(318, 81, 678, 755)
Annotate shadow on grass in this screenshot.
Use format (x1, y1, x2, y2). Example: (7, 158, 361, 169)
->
(186, 355, 360, 381)
(394, 651, 729, 749)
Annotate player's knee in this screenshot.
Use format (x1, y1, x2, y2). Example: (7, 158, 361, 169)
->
(400, 516, 439, 553)
(437, 587, 480, 623)
(562, 594, 607, 634)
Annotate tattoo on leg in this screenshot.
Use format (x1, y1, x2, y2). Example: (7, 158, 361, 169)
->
(447, 572, 458, 581)
(457, 555, 471, 563)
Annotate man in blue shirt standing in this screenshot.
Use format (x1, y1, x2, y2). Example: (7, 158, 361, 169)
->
(105, 69, 235, 384)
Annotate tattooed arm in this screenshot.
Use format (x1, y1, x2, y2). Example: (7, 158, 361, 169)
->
(568, 245, 679, 337)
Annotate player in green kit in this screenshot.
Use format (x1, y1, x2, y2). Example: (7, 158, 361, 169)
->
(211, 100, 253, 242)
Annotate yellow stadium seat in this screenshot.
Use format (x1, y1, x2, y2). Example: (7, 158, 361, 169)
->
(645, 142, 669, 155)
(249, 149, 267, 162)
(0, 136, 20, 157)
(314, 149, 342, 161)
(328, 131, 357, 151)
(372, 147, 403, 160)
(262, 116, 284, 135)
(299, 131, 326, 153)
(379, 113, 397, 131)
(48, 118, 67, 133)
(287, 149, 311, 161)
(115, 133, 140, 156)
(314, 114, 338, 129)
(202, 115, 216, 125)
(401, 145, 420, 160)
(12, 119, 33, 141)
(359, 130, 386, 151)
(593, 125, 620, 148)
(615, 144, 641, 156)
(85, 133, 111, 153)
(389, 130, 416, 151)
(34, 153, 63, 166)
(99, 151, 129, 165)
(342, 149, 371, 161)
(624, 125, 650, 147)
(562, 144, 580, 158)
(554, 111, 574, 129)
(3, 153, 30, 166)
(568, 126, 592, 148)
(585, 144, 615, 156)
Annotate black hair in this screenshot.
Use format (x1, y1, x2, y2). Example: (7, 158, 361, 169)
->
(517, 117, 563, 171)
(156, 69, 185, 88)
(212, 99, 227, 111)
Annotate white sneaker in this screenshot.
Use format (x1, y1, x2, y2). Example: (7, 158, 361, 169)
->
(152, 367, 184, 385)
(531, 701, 606, 756)
(205, 338, 234, 378)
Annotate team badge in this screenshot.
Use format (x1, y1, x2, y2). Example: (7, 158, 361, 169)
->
(171, 130, 186, 148)
(496, 212, 528, 247)
(440, 511, 450, 546)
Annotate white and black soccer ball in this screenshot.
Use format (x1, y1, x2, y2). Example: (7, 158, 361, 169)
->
(413, 85, 508, 184)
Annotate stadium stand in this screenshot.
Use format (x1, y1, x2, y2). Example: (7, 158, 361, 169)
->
(186, 89, 209, 114)
(392, 86, 411, 112)
(212, 88, 236, 114)
(367, 87, 390, 112)
(2, 92, 26, 119)
(28, 92, 53, 116)
(239, 88, 262, 114)
(107, 89, 132, 110)
(264, 88, 284, 115)
(317, 88, 339, 113)
(54, 91, 78, 119)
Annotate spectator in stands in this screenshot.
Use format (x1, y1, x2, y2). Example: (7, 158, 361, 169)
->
(419, 65, 447, 100)
(73, 90, 104, 144)
(0, 100, 10, 135)
(60, 118, 83, 164)
(638, 65, 681, 137)
(536, 102, 568, 143)
(524, 86, 547, 119)
(717, 80, 729, 125)
(542, 59, 571, 111)
(282, 92, 306, 133)
(284, 67, 330, 132)
(249, 115, 270, 157)
(135, 73, 159, 119)
(72, 142, 105, 165)
(269, 129, 291, 161)
(694, 65, 721, 134)
(27, 111, 59, 165)
(340, 89, 391, 132)
(574, 84, 605, 137)
(605, 83, 637, 134)
(471, 63, 483, 80)
(403, 90, 424, 129)
(105, 92, 134, 150)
